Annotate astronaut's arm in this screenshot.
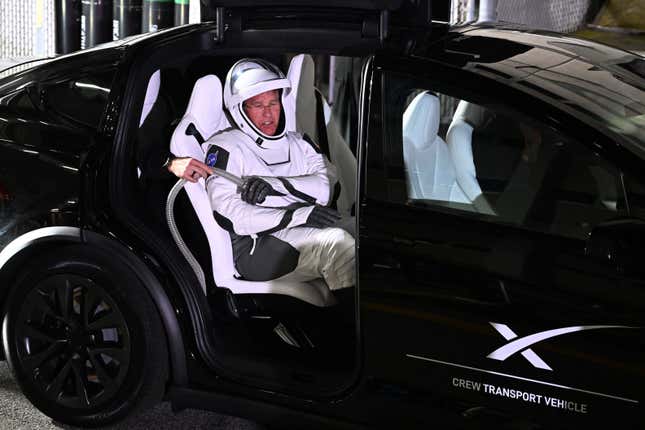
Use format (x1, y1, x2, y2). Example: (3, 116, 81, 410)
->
(208, 177, 314, 235)
(259, 145, 337, 206)
(205, 144, 314, 235)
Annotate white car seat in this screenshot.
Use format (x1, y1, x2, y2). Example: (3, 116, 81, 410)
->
(139, 70, 160, 127)
(170, 74, 336, 307)
(445, 101, 497, 215)
(445, 100, 486, 202)
(284, 54, 357, 215)
(137, 70, 161, 179)
(402, 91, 469, 202)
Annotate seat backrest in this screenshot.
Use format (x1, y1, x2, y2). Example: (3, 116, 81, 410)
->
(284, 54, 316, 138)
(402, 91, 459, 201)
(140, 70, 160, 127)
(170, 75, 233, 291)
(445, 100, 485, 202)
(284, 54, 357, 215)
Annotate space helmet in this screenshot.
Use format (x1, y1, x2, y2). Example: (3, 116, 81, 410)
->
(223, 58, 291, 144)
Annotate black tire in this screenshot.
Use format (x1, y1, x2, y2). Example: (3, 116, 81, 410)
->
(2, 244, 168, 427)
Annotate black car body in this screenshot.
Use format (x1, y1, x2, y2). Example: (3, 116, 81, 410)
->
(0, 1, 644, 428)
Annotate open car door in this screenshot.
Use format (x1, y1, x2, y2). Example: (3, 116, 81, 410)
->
(200, 0, 449, 49)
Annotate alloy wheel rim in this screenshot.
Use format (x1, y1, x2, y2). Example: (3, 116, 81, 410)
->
(15, 274, 131, 409)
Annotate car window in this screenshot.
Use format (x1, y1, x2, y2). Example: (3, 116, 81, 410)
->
(0, 87, 39, 114)
(42, 69, 116, 129)
(378, 72, 626, 241)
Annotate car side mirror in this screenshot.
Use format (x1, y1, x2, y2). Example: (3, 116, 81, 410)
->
(585, 218, 645, 276)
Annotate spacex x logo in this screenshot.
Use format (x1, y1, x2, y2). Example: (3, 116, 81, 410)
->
(487, 323, 635, 371)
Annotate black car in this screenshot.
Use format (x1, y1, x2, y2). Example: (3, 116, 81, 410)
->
(0, 1, 644, 428)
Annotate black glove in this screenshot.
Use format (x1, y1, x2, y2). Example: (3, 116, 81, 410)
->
(304, 206, 341, 229)
(241, 176, 275, 205)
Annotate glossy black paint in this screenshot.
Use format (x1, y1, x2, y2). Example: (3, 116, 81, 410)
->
(0, 92, 82, 250)
(358, 42, 645, 428)
(0, 8, 643, 428)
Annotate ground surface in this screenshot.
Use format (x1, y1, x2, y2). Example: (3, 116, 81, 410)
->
(0, 362, 264, 430)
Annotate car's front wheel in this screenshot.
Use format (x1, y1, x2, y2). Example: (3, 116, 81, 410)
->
(2, 244, 168, 427)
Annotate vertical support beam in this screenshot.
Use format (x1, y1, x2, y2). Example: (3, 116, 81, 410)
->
(55, 0, 81, 54)
(174, 0, 189, 26)
(466, 0, 478, 22)
(328, 55, 336, 106)
(113, 0, 142, 40)
(142, 0, 174, 33)
(450, 0, 461, 24)
(477, 0, 497, 23)
(81, 0, 113, 49)
(188, 0, 200, 23)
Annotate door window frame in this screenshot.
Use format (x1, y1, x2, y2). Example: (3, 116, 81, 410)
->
(363, 55, 637, 234)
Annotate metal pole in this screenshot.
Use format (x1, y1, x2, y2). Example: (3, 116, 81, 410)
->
(55, 0, 82, 53)
(113, 0, 142, 39)
(477, 0, 497, 23)
(466, 0, 477, 22)
(188, 0, 200, 23)
(142, 0, 174, 33)
(81, 0, 112, 49)
(174, 0, 189, 26)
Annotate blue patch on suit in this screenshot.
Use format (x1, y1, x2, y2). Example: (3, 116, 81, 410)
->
(206, 145, 229, 170)
(207, 151, 218, 167)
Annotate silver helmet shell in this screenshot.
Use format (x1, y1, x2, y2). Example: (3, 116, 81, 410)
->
(224, 58, 291, 144)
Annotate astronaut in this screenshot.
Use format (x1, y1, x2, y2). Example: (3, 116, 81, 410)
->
(203, 59, 355, 291)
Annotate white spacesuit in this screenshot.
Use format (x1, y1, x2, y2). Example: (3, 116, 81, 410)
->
(203, 59, 355, 291)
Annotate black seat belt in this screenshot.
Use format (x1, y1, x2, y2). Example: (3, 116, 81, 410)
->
(186, 122, 205, 144)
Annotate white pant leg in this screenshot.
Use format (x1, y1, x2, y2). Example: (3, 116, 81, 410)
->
(271, 226, 355, 290)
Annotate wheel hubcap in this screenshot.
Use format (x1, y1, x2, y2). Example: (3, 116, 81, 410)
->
(15, 274, 131, 408)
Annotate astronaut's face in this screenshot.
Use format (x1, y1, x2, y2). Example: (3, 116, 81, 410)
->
(243, 90, 281, 136)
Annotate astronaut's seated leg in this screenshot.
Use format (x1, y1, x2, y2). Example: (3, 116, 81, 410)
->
(235, 226, 355, 291)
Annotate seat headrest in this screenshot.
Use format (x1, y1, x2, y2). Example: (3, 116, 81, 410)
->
(402, 91, 440, 150)
(452, 100, 487, 129)
(184, 74, 227, 141)
(140, 70, 160, 127)
(284, 54, 316, 137)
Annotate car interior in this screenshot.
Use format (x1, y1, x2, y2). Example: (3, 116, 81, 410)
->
(134, 52, 363, 393)
(399, 87, 625, 241)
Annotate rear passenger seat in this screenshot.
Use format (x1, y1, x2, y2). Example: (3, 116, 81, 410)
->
(284, 54, 356, 215)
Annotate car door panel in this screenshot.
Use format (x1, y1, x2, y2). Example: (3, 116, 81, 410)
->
(359, 58, 645, 428)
